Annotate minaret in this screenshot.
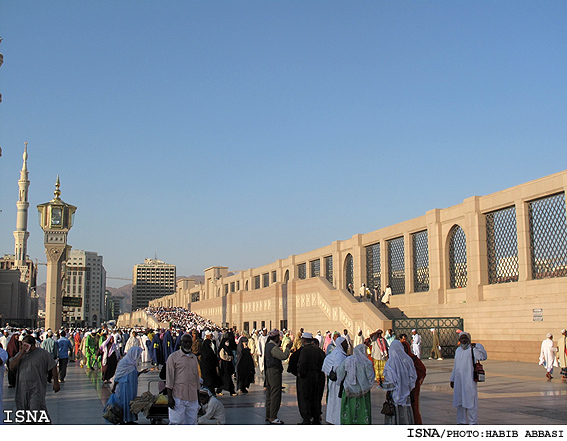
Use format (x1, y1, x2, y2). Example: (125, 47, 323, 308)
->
(13, 142, 30, 281)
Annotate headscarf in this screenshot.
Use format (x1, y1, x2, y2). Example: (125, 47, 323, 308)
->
(323, 332, 332, 351)
(322, 336, 347, 375)
(236, 336, 248, 360)
(6, 333, 20, 358)
(99, 335, 118, 366)
(383, 340, 417, 406)
(341, 344, 375, 396)
(114, 346, 142, 381)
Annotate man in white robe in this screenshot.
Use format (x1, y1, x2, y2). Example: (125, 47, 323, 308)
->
(124, 331, 142, 354)
(381, 285, 392, 304)
(558, 329, 567, 380)
(353, 330, 364, 348)
(411, 329, 422, 359)
(140, 332, 150, 363)
(257, 329, 268, 375)
(450, 332, 487, 425)
(321, 336, 347, 425)
(539, 333, 558, 380)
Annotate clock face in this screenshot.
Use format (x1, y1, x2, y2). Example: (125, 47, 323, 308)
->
(51, 207, 63, 226)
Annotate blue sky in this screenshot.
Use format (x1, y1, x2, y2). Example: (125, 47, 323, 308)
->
(1, 2, 566, 287)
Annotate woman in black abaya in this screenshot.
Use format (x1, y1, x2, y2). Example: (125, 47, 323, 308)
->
(235, 336, 255, 393)
(216, 337, 237, 396)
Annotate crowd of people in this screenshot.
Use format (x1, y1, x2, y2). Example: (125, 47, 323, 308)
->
(144, 306, 219, 330)
(1, 318, 566, 426)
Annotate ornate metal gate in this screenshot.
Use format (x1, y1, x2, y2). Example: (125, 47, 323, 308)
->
(392, 317, 464, 358)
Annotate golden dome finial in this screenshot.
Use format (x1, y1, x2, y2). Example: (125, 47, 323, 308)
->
(54, 175, 61, 199)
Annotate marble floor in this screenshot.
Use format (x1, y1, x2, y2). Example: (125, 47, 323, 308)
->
(2, 356, 566, 425)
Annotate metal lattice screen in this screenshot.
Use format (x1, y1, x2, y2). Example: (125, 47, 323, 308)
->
(412, 230, 429, 292)
(365, 242, 381, 290)
(263, 273, 270, 287)
(310, 259, 321, 277)
(388, 237, 405, 294)
(529, 192, 567, 279)
(345, 254, 354, 289)
(325, 255, 333, 284)
(393, 317, 464, 358)
(486, 206, 518, 284)
(298, 263, 306, 280)
(449, 225, 467, 289)
(254, 275, 260, 289)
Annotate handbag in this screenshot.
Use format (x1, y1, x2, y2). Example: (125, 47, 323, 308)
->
(102, 392, 123, 424)
(380, 392, 395, 416)
(219, 348, 233, 362)
(472, 345, 485, 382)
(328, 368, 337, 382)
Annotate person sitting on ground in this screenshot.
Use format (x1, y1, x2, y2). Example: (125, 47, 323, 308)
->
(197, 388, 226, 425)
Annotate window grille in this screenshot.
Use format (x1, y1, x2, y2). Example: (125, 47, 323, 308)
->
(529, 192, 567, 279)
(412, 231, 429, 292)
(345, 254, 354, 289)
(449, 225, 467, 288)
(486, 206, 518, 284)
(388, 237, 405, 294)
(365, 243, 381, 291)
(310, 259, 320, 277)
(263, 273, 270, 287)
(325, 256, 333, 284)
(298, 263, 306, 280)
(254, 275, 260, 289)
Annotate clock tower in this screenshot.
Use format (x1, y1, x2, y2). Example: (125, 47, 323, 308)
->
(37, 176, 76, 330)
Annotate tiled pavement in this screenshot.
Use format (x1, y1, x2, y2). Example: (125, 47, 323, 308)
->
(2, 357, 566, 425)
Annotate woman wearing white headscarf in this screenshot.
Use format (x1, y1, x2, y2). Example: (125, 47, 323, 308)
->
(336, 344, 375, 424)
(321, 336, 348, 425)
(382, 340, 417, 424)
(100, 335, 120, 383)
(110, 347, 149, 423)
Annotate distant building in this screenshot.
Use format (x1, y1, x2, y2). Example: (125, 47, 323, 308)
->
(132, 259, 176, 310)
(0, 144, 38, 327)
(64, 250, 106, 327)
(104, 290, 123, 321)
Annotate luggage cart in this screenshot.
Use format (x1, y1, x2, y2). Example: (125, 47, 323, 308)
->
(145, 380, 169, 424)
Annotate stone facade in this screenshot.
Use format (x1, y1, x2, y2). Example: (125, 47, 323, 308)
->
(120, 170, 567, 361)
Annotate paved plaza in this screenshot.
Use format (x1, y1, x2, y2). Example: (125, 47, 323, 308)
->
(2, 356, 566, 425)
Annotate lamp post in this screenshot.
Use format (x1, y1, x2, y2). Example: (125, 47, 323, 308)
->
(37, 176, 76, 330)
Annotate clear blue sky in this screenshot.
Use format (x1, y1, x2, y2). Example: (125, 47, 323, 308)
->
(1, 2, 566, 287)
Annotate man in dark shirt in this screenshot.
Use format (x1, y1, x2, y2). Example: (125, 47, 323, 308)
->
(9, 335, 60, 423)
(264, 329, 291, 424)
(297, 332, 326, 424)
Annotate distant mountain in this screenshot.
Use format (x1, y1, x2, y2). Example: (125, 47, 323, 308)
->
(106, 284, 133, 312)
(179, 275, 206, 284)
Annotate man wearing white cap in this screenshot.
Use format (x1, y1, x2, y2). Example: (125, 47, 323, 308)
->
(296, 332, 326, 424)
(559, 329, 567, 380)
(539, 333, 558, 380)
(450, 331, 487, 425)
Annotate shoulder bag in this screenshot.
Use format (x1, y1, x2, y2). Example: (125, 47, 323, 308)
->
(472, 345, 485, 382)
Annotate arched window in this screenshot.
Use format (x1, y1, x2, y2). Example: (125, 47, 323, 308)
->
(245, 280, 249, 291)
(448, 225, 467, 289)
(284, 270, 289, 284)
(345, 253, 354, 290)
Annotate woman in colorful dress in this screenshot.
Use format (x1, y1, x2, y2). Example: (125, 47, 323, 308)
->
(336, 344, 375, 424)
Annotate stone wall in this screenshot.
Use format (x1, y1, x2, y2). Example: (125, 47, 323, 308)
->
(119, 169, 567, 361)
